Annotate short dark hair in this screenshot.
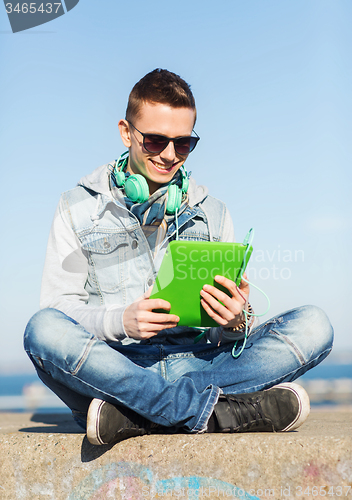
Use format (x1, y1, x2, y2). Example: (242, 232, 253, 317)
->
(126, 69, 196, 122)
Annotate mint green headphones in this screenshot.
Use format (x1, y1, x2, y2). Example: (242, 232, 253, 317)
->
(114, 152, 189, 215)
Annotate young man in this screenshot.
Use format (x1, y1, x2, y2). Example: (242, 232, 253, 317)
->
(24, 69, 333, 445)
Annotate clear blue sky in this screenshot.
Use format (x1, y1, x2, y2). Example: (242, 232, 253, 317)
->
(0, 0, 351, 372)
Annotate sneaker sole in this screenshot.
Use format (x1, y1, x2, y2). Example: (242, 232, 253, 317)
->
(86, 398, 106, 445)
(273, 382, 310, 432)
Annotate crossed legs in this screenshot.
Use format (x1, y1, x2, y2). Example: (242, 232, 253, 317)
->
(24, 305, 333, 433)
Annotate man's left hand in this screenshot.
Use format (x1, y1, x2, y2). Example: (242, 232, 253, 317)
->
(200, 274, 250, 329)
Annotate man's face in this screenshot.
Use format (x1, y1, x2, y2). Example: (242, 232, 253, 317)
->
(118, 102, 196, 195)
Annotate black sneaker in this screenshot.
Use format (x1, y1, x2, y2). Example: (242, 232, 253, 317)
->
(86, 399, 161, 445)
(209, 382, 310, 433)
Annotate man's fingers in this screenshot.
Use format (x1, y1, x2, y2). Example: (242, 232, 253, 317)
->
(201, 286, 234, 311)
(213, 275, 249, 301)
(142, 286, 153, 299)
(200, 298, 228, 326)
(143, 298, 173, 312)
(212, 275, 238, 295)
(238, 275, 250, 293)
(142, 320, 180, 332)
(200, 290, 237, 322)
(148, 312, 180, 324)
(124, 295, 179, 340)
(199, 274, 250, 328)
(136, 306, 179, 324)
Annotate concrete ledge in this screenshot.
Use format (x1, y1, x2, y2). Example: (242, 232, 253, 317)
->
(1, 410, 352, 500)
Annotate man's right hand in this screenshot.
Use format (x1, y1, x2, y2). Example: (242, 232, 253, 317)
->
(123, 288, 180, 340)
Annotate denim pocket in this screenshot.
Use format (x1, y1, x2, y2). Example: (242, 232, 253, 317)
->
(81, 231, 130, 293)
(81, 231, 129, 254)
(252, 317, 281, 335)
(178, 217, 210, 241)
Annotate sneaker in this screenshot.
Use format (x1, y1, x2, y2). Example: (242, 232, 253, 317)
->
(209, 382, 310, 433)
(86, 399, 160, 445)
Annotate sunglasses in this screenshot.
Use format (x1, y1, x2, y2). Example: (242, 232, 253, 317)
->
(127, 120, 200, 155)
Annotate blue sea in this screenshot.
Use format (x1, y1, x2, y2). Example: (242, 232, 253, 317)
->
(0, 372, 70, 413)
(0, 362, 351, 413)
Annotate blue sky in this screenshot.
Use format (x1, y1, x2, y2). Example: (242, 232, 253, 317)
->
(0, 0, 351, 372)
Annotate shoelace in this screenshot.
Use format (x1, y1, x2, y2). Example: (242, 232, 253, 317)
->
(123, 409, 159, 433)
(224, 395, 273, 432)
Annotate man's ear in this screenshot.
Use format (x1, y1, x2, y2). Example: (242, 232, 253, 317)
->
(118, 119, 132, 148)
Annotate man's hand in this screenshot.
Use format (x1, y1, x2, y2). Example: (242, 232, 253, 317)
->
(200, 274, 250, 329)
(123, 288, 180, 340)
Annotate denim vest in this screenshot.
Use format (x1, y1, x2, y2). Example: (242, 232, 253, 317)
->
(62, 180, 228, 311)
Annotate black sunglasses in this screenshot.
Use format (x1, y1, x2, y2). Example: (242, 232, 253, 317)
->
(127, 120, 200, 155)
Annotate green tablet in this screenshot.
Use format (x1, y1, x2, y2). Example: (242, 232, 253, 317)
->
(150, 230, 253, 327)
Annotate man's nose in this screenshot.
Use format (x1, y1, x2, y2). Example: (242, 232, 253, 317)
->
(160, 140, 177, 162)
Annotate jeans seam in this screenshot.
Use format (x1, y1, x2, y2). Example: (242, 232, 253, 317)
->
(72, 337, 96, 376)
(190, 385, 220, 433)
(252, 317, 281, 335)
(165, 344, 230, 360)
(269, 329, 306, 365)
(88, 256, 104, 306)
(245, 346, 333, 393)
(160, 345, 167, 379)
(36, 359, 142, 411)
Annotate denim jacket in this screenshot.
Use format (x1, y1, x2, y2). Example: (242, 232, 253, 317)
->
(40, 162, 238, 345)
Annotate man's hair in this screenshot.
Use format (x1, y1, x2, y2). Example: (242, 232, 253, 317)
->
(126, 68, 196, 122)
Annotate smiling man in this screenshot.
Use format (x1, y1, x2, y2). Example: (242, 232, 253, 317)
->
(24, 69, 333, 445)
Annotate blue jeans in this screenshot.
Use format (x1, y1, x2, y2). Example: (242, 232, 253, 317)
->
(24, 305, 333, 432)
